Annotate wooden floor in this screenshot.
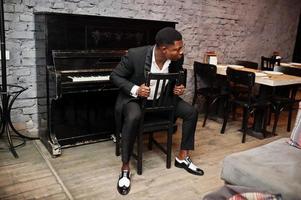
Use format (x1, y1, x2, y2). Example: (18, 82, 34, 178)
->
(0, 112, 293, 200)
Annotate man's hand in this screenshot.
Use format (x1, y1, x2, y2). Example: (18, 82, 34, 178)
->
(173, 84, 185, 96)
(137, 84, 150, 97)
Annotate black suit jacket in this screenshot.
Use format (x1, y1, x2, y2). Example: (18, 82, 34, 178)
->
(110, 45, 184, 131)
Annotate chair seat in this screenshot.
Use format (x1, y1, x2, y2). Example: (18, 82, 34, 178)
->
(271, 96, 295, 105)
(230, 85, 249, 95)
(233, 97, 270, 108)
(197, 87, 220, 94)
(143, 117, 172, 133)
(197, 88, 228, 97)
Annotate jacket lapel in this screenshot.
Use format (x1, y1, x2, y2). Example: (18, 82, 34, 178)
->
(144, 45, 153, 79)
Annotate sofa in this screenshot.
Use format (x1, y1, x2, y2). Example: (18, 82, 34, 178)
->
(220, 138, 301, 200)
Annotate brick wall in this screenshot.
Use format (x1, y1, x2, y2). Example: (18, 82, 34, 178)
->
(3, 0, 301, 134)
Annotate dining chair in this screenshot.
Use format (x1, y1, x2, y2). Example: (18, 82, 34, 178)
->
(221, 67, 270, 143)
(115, 72, 182, 175)
(236, 60, 259, 70)
(260, 56, 281, 71)
(231, 61, 259, 120)
(192, 61, 228, 128)
(267, 66, 301, 134)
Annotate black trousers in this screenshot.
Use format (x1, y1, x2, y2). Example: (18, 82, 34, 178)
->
(121, 98, 198, 163)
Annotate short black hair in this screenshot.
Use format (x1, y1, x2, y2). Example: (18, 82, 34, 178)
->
(155, 27, 182, 46)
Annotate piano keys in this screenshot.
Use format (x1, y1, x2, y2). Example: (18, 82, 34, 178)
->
(67, 75, 110, 82)
(47, 50, 125, 100)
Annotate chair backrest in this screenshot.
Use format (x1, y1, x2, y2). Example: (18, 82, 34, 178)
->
(261, 56, 281, 71)
(226, 67, 255, 87)
(274, 65, 301, 77)
(193, 61, 217, 92)
(236, 60, 258, 69)
(143, 72, 182, 111)
(226, 67, 255, 104)
(274, 65, 301, 99)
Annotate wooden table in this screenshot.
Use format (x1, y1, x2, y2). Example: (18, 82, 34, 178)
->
(216, 64, 301, 139)
(276, 63, 301, 77)
(216, 64, 301, 86)
(280, 62, 301, 69)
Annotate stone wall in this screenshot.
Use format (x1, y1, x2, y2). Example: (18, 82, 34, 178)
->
(3, 0, 301, 134)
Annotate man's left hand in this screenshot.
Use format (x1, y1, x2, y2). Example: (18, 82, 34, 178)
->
(173, 84, 185, 96)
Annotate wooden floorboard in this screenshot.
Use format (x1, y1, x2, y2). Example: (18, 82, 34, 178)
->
(0, 111, 293, 200)
(0, 139, 68, 200)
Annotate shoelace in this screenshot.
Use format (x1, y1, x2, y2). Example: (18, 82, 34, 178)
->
(184, 156, 199, 171)
(122, 171, 129, 177)
(119, 171, 130, 187)
(185, 156, 192, 165)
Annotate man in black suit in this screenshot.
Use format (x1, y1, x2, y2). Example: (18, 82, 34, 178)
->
(110, 27, 204, 195)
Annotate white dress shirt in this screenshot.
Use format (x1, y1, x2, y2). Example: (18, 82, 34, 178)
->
(130, 46, 171, 100)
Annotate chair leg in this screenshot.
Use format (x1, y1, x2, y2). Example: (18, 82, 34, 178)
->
(272, 110, 281, 135)
(166, 127, 173, 169)
(232, 104, 237, 120)
(267, 107, 272, 125)
(221, 113, 228, 134)
(287, 105, 293, 132)
(202, 99, 211, 127)
(221, 99, 229, 134)
(137, 133, 143, 175)
(115, 132, 120, 156)
(192, 93, 197, 105)
(148, 132, 153, 150)
(242, 109, 250, 143)
(214, 98, 219, 115)
(241, 107, 248, 131)
(242, 129, 247, 143)
(262, 107, 268, 138)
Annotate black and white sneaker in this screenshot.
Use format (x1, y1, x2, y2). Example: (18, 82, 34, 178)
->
(117, 170, 131, 195)
(175, 156, 204, 176)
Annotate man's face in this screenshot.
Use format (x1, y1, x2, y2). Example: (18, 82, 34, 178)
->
(160, 40, 184, 61)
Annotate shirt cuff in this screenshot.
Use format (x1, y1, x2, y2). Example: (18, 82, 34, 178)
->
(130, 85, 139, 97)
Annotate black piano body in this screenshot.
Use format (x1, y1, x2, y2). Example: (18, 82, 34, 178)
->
(46, 50, 125, 156)
(35, 12, 176, 156)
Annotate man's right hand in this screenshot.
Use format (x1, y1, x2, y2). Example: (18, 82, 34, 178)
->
(137, 84, 150, 98)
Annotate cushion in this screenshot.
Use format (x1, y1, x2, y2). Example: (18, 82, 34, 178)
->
(289, 102, 301, 149)
(203, 184, 282, 200)
(221, 138, 301, 200)
(229, 192, 281, 200)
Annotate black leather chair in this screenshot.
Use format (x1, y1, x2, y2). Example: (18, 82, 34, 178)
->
(221, 67, 270, 143)
(260, 56, 281, 71)
(115, 72, 182, 175)
(192, 61, 228, 127)
(236, 60, 259, 70)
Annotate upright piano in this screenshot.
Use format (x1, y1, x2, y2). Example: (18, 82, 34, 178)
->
(35, 12, 176, 156)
